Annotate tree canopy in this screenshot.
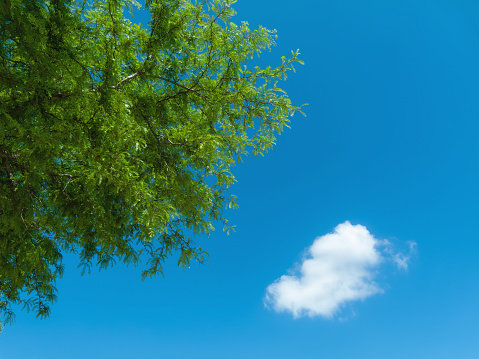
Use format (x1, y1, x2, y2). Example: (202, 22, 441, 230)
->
(0, 0, 303, 329)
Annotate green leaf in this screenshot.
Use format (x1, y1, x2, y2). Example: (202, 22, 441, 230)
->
(0, 0, 304, 328)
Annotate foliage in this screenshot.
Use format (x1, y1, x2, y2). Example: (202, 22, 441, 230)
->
(0, 0, 303, 329)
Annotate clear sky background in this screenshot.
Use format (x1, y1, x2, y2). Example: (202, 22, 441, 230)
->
(2, 0, 479, 358)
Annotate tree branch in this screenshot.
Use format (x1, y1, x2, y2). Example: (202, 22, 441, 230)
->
(115, 72, 140, 89)
(153, 76, 208, 100)
(0, 151, 20, 161)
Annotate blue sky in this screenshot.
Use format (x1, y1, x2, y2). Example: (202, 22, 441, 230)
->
(2, 0, 479, 357)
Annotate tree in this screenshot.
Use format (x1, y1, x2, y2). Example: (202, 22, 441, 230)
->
(0, 0, 303, 329)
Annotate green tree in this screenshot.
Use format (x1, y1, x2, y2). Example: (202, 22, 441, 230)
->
(0, 0, 303, 329)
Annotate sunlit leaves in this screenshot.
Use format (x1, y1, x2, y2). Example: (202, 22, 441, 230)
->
(0, 0, 303, 328)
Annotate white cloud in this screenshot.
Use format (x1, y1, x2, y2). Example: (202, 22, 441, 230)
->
(264, 221, 414, 319)
(383, 239, 417, 271)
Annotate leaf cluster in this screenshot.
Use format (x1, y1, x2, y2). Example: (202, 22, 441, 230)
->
(0, 0, 304, 329)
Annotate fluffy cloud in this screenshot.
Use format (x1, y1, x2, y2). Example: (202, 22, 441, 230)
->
(264, 221, 413, 319)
